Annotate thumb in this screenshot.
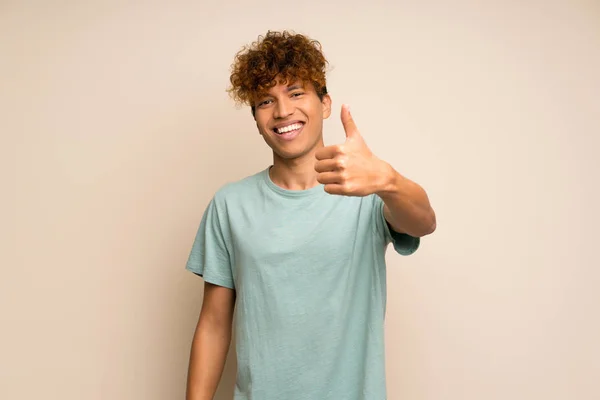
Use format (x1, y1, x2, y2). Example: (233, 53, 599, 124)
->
(341, 104, 359, 139)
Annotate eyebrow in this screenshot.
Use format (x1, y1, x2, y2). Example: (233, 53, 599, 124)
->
(255, 84, 304, 102)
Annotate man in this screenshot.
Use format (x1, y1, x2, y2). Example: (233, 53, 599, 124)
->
(185, 30, 436, 400)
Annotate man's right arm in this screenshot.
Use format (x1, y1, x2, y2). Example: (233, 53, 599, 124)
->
(186, 281, 236, 400)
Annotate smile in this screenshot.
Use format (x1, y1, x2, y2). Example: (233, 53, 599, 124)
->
(272, 122, 304, 141)
(275, 122, 303, 134)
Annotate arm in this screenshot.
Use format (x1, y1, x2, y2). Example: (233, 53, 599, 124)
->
(377, 162, 436, 238)
(314, 104, 436, 238)
(186, 282, 236, 400)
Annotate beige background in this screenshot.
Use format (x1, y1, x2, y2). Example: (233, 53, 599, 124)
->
(3, 1, 599, 399)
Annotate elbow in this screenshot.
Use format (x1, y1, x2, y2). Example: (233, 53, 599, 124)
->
(426, 211, 437, 235)
(416, 211, 436, 237)
(425, 219, 436, 236)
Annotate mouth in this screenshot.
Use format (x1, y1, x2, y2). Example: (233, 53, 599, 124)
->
(272, 122, 305, 141)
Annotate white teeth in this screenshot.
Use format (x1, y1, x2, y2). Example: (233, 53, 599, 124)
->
(276, 123, 302, 134)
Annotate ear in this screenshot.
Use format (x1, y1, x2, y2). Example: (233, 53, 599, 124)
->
(322, 94, 332, 119)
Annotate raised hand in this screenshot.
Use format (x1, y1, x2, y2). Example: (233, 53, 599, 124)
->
(315, 105, 390, 196)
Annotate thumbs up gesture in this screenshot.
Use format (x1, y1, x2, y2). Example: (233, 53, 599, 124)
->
(315, 105, 391, 196)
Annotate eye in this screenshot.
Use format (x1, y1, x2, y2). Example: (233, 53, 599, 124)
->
(258, 99, 272, 107)
(291, 92, 304, 98)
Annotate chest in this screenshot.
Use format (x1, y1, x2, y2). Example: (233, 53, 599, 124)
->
(228, 195, 374, 277)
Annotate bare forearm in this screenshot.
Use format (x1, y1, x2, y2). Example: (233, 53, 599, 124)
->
(377, 163, 436, 237)
(186, 317, 233, 400)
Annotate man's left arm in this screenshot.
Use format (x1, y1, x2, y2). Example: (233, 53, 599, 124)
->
(376, 163, 436, 238)
(315, 104, 436, 238)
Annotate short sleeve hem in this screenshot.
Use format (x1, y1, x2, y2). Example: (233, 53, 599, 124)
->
(185, 263, 235, 289)
(185, 192, 235, 289)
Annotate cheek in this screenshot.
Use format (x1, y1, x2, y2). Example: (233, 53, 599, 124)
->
(260, 126, 273, 136)
(255, 120, 270, 135)
(307, 104, 323, 119)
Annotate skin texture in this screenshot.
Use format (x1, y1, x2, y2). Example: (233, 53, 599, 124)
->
(186, 283, 235, 400)
(253, 79, 332, 190)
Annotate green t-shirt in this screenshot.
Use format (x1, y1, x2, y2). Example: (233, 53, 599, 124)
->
(186, 166, 420, 400)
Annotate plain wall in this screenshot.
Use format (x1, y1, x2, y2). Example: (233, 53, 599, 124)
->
(3, 1, 599, 399)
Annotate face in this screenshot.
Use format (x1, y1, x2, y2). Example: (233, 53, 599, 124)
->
(253, 79, 332, 162)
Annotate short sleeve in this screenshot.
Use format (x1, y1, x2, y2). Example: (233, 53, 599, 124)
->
(185, 195, 235, 289)
(371, 195, 420, 256)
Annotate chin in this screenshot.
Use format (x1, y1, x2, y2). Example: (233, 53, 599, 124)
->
(263, 133, 322, 161)
(274, 148, 307, 160)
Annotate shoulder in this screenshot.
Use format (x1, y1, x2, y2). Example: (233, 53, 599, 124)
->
(212, 168, 266, 206)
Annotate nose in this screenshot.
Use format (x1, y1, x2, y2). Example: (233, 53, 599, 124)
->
(274, 97, 294, 119)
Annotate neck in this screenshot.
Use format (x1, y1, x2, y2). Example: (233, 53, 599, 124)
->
(269, 142, 324, 191)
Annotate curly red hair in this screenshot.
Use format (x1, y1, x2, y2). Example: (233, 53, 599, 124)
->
(227, 30, 329, 112)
